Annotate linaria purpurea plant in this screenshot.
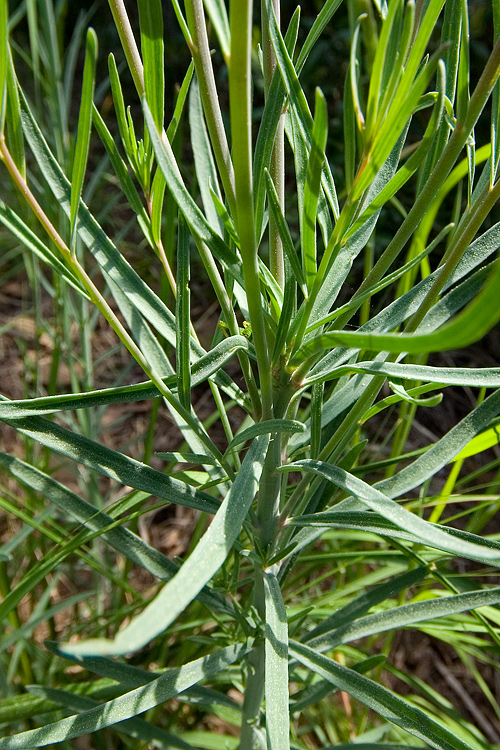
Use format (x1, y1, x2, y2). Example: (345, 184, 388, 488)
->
(2, 0, 500, 748)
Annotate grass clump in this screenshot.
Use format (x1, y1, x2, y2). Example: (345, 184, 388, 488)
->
(2, 0, 500, 748)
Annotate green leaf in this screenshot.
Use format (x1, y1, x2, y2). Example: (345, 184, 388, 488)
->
(92, 103, 151, 237)
(284, 461, 500, 562)
(0, 452, 231, 616)
(0, 645, 247, 750)
(253, 7, 300, 238)
(189, 76, 224, 236)
(302, 88, 328, 291)
(304, 359, 500, 389)
(19, 90, 186, 358)
(0, 200, 90, 298)
(292, 254, 500, 362)
(176, 214, 192, 410)
(290, 640, 477, 750)
(137, 0, 164, 131)
(61, 436, 269, 656)
(453, 423, 500, 461)
(108, 53, 137, 165)
(225, 420, 305, 453)
(5, 48, 25, 176)
(0, 335, 251, 418)
(263, 571, 290, 750)
(0, 414, 219, 514)
(143, 97, 241, 280)
(264, 0, 339, 222)
(289, 509, 500, 569)
(307, 586, 500, 651)
(376, 386, 500, 499)
(44, 640, 241, 715)
(0, 0, 8, 133)
(70, 27, 97, 249)
(265, 169, 307, 294)
(202, 0, 230, 63)
(26, 687, 196, 749)
(294, 0, 344, 73)
(305, 566, 429, 643)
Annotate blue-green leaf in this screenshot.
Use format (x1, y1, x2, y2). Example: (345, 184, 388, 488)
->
(61, 436, 269, 656)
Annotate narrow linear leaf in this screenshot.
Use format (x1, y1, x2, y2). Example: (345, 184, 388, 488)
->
(290, 655, 387, 714)
(143, 97, 240, 277)
(307, 587, 500, 651)
(284, 461, 500, 561)
(0, 200, 90, 298)
(26, 687, 196, 750)
(265, 169, 306, 293)
(302, 88, 328, 290)
(0, 0, 8, 133)
(290, 640, 477, 750)
(45, 640, 242, 715)
(70, 27, 97, 248)
(454, 424, 500, 461)
(0, 335, 251, 418)
(61, 436, 269, 657)
(0, 452, 232, 615)
(292, 251, 500, 362)
(305, 360, 500, 389)
(289, 509, 500, 568)
(0, 414, 219, 514)
(5, 48, 25, 175)
(305, 566, 429, 642)
(137, 0, 164, 130)
(189, 77, 224, 236)
(264, 571, 290, 750)
(0, 644, 247, 750)
(225, 420, 305, 453)
(176, 214, 191, 410)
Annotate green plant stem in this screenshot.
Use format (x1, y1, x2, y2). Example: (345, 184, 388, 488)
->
(184, 0, 237, 217)
(262, 0, 285, 291)
(230, 0, 273, 419)
(107, 0, 145, 97)
(195, 237, 262, 416)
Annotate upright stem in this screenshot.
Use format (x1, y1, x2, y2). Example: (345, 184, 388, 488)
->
(184, 0, 237, 216)
(262, 0, 285, 291)
(230, 0, 273, 419)
(107, 0, 145, 97)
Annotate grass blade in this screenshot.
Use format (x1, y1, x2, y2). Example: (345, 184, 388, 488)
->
(0, 452, 232, 615)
